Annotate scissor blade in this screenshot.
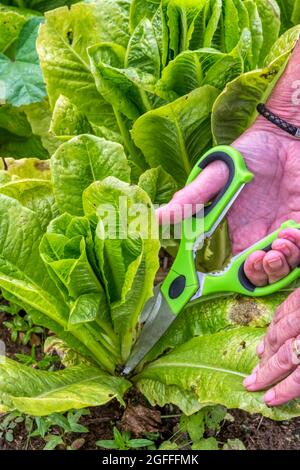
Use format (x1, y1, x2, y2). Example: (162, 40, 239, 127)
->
(139, 284, 162, 324)
(122, 293, 176, 375)
(204, 184, 245, 238)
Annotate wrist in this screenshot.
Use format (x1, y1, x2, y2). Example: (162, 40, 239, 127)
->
(252, 114, 300, 141)
(255, 40, 300, 129)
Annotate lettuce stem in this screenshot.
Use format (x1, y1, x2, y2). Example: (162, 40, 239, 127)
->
(139, 89, 152, 113)
(72, 326, 115, 373)
(113, 107, 147, 171)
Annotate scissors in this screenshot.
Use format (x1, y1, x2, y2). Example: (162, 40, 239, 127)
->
(122, 145, 300, 376)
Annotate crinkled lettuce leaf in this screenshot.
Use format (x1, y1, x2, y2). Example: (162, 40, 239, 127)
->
(51, 134, 131, 216)
(132, 86, 219, 186)
(136, 327, 300, 420)
(0, 357, 130, 416)
(212, 25, 300, 145)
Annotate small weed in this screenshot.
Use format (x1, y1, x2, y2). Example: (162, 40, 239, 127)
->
(96, 427, 155, 450)
(15, 346, 60, 371)
(31, 409, 90, 450)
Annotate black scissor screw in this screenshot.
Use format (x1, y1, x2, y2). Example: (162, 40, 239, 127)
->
(169, 275, 186, 299)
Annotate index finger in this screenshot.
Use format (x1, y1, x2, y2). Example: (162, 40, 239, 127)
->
(156, 161, 229, 224)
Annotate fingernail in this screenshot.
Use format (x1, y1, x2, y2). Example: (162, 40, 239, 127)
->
(264, 389, 276, 404)
(243, 372, 257, 387)
(268, 257, 283, 270)
(257, 341, 265, 355)
(254, 259, 264, 272)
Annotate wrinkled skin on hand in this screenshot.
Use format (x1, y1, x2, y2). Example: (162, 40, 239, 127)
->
(244, 289, 300, 407)
(157, 41, 300, 405)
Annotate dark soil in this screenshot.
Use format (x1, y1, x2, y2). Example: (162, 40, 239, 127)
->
(0, 311, 42, 359)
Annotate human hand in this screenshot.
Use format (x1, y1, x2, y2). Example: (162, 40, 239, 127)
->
(244, 289, 300, 406)
(157, 41, 300, 287)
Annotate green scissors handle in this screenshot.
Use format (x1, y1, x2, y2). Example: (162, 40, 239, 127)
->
(202, 220, 300, 297)
(161, 145, 253, 315)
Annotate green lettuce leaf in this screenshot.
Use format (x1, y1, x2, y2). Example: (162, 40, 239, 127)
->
(224, 0, 240, 53)
(255, 0, 280, 66)
(50, 95, 124, 144)
(138, 166, 178, 204)
(212, 68, 276, 145)
(23, 100, 61, 156)
(40, 212, 120, 364)
(136, 327, 300, 420)
(275, 0, 298, 32)
(244, 0, 263, 69)
(165, 0, 206, 56)
(0, 179, 58, 231)
(156, 48, 243, 101)
(51, 134, 131, 216)
(212, 25, 300, 145)
(50, 95, 94, 140)
(0, 194, 69, 326)
(84, 0, 131, 48)
(0, 101, 58, 160)
(0, 357, 130, 416)
(0, 1, 81, 13)
(291, 0, 300, 26)
(88, 18, 160, 120)
(203, 0, 222, 49)
(127, 18, 161, 78)
(263, 24, 300, 66)
(0, 157, 51, 180)
(0, 105, 31, 137)
(83, 177, 160, 360)
(37, 3, 119, 135)
(141, 293, 288, 366)
(129, 0, 160, 32)
(0, 193, 117, 372)
(40, 233, 104, 301)
(0, 17, 46, 107)
(0, 4, 35, 53)
(132, 85, 219, 186)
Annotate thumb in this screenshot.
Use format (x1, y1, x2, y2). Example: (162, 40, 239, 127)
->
(156, 160, 229, 224)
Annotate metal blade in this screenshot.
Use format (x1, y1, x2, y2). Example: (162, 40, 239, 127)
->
(139, 284, 162, 324)
(122, 293, 176, 375)
(204, 184, 245, 239)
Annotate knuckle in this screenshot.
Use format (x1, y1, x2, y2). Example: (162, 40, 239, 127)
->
(285, 314, 298, 332)
(276, 343, 292, 369)
(267, 326, 278, 349)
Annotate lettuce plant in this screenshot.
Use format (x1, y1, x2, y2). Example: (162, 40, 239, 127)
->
(0, 134, 300, 420)
(1, 0, 300, 421)
(36, 0, 300, 192)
